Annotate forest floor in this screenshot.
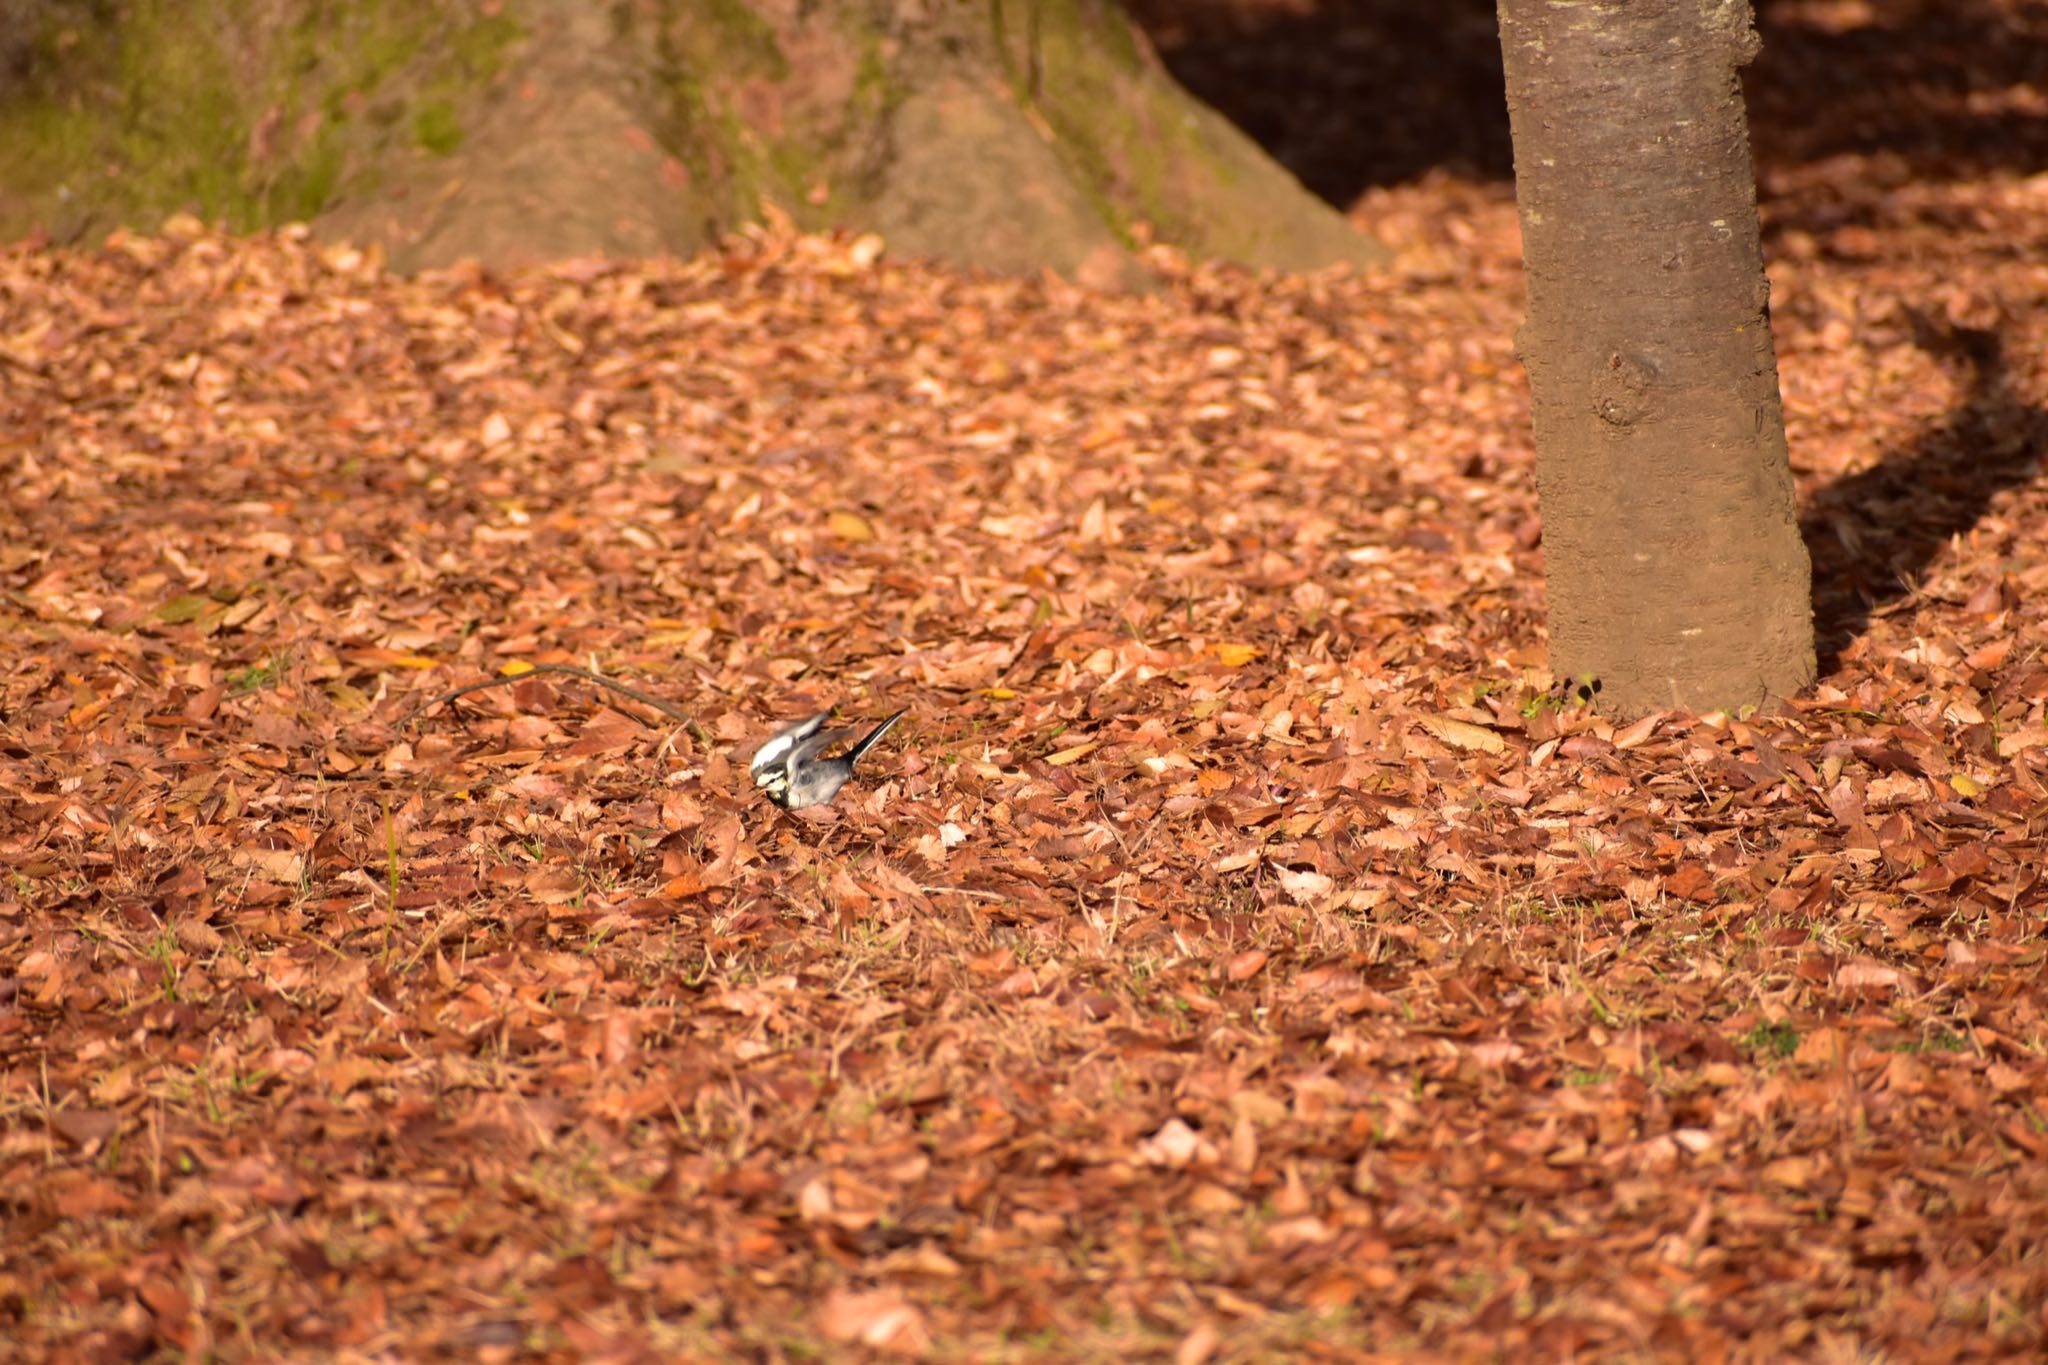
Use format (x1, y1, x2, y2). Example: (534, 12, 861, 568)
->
(5, 1, 2048, 1360)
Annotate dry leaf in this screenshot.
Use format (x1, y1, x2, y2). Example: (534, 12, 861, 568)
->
(828, 509, 877, 542)
(816, 1288, 931, 1354)
(1416, 714, 1506, 753)
(1137, 1118, 1213, 1170)
(1209, 643, 1262, 667)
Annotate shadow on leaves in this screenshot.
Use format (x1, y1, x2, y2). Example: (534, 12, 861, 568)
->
(1802, 311, 2047, 674)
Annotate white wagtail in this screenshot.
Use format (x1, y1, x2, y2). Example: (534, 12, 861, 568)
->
(748, 708, 908, 810)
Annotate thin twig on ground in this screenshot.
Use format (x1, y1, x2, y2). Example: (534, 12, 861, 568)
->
(395, 663, 696, 733)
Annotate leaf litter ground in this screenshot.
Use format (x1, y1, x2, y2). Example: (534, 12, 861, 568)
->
(6, 92, 2048, 1365)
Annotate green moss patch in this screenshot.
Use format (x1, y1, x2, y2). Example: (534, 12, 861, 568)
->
(0, 0, 525, 240)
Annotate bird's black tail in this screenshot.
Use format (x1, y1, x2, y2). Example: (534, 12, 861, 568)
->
(844, 708, 908, 765)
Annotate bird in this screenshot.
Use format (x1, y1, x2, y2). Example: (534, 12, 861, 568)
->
(749, 708, 908, 810)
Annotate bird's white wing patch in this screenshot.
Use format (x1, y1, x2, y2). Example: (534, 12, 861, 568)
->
(750, 712, 829, 779)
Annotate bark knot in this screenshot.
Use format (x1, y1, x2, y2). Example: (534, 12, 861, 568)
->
(1593, 349, 1658, 429)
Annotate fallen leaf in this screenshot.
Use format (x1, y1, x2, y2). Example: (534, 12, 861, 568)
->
(1209, 642, 1261, 667)
(828, 509, 877, 542)
(1416, 714, 1506, 753)
(816, 1288, 931, 1354)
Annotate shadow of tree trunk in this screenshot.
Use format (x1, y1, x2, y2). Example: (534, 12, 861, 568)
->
(1802, 311, 2047, 674)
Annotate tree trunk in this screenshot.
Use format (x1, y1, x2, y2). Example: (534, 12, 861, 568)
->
(0, 0, 1384, 281)
(1497, 0, 1814, 718)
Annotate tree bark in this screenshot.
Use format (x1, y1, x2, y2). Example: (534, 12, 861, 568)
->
(1498, 0, 1814, 718)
